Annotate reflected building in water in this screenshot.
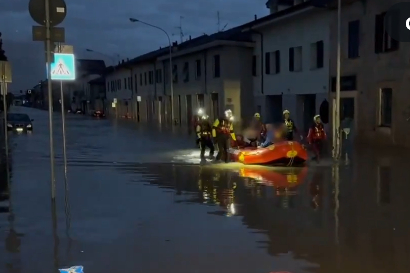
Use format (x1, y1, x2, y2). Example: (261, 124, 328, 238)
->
(136, 155, 410, 273)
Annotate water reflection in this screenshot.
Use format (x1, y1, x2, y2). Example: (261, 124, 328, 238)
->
(1, 141, 23, 273)
(129, 157, 410, 273)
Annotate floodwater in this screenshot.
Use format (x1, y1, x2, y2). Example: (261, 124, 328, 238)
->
(0, 107, 410, 273)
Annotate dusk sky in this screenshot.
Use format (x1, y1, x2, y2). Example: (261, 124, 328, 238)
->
(0, 0, 269, 92)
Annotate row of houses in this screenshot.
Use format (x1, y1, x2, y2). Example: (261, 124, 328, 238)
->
(26, 0, 407, 148)
(31, 59, 107, 113)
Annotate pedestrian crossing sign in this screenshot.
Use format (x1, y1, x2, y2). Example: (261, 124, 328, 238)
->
(48, 53, 76, 81)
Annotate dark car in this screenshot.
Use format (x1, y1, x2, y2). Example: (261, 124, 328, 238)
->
(92, 110, 105, 118)
(6, 113, 33, 132)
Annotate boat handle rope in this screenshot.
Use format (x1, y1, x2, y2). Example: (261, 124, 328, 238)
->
(287, 142, 296, 167)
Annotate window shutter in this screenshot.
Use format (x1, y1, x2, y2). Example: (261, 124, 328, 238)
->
(289, 47, 294, 71)
(275, 50, 280, 73)
(265, 52, 270, 74)
(317, 41, 324, 68)
(375, 14, 383, 53)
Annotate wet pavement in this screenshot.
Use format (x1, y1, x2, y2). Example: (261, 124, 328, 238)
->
(1, 107, 410, 273)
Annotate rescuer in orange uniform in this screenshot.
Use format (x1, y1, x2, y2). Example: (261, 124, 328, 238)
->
(307, 115, 326, 162)
(212, 109, 236, 163)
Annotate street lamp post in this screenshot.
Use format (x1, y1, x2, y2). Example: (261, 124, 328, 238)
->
(334, 0, 341, 159)
(129, 18, 174, 123)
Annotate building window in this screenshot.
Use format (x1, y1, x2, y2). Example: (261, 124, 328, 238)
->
(310, 41, 324, 69)
(144, 72, 147, 85)
(107, 82, 109, 92)
(289, 46, 302, 72)
(195, 60, 201, 79)
(149, 71, 154, 85)
(380, 88, 392, 127)
(265, 52, 271, 74)
(183, 62, 189, 82)
(134, 75, 137, 92)
(172, 64, 178, 83)
(252, 55, 257, 76)
(130, 76, 133, 90)
(271, 50, 280, 74)
(127, 77, 130, 89)
(124, 78, 127, 89)
(375, 12, 399, 53)
(117, 79, 121, 89)
(213, 55, 220, 78)
(140, 73, 142, 86)
(155, 69, 162, 83)
(348, 20, 360, 58)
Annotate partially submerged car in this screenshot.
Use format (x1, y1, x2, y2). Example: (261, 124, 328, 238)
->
(7, 113, 33, 132)
(92, 110, 105, 118)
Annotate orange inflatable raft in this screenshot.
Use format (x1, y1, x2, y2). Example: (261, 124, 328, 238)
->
(239, 167, 308, 188)
(228, 141, 307, 165)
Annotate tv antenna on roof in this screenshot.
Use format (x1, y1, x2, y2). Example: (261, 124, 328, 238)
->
(217, 11, 228, 32)
(175, 16, 184, 43)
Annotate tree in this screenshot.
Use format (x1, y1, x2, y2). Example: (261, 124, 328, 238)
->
(0, 32, 7, 61)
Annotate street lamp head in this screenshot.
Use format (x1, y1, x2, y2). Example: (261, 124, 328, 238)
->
(129, 18, 139, 23)
(86, 49, 93, 52)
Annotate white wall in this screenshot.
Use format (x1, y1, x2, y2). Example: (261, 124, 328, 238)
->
(252, 7, 331, 131)
(257, 8, 330, 97)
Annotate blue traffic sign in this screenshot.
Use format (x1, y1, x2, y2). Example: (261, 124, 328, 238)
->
(48, 53, 76, 81)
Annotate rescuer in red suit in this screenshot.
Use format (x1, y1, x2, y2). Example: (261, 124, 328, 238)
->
(307, 115, 326, 162)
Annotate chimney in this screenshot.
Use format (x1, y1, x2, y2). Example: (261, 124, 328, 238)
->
(121, 59, 124, 64)
(172, 41, 178, 46)
(189, 35, 191, 40)
(126, 58, 129, 61)
(254, 14, 257, 20)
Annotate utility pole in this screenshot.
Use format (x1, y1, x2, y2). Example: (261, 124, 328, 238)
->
(29, 0, 67, 200)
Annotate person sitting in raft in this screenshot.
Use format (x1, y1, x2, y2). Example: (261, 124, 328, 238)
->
(258, 124, 275, 148)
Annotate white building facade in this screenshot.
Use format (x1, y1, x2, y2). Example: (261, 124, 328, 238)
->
(105, 33, 255, 128)
(246, 2, 331, 134)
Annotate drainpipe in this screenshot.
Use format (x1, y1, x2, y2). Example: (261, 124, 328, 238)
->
(250, 29, 264, 95)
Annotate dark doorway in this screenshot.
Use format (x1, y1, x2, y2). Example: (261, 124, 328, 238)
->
(265, 95, 282, 123)
(302, 94, 316, 133)
(186, 95, 192, 126)
(136, 101, 140, 122)
(211, 93, 219, 119)
(197, 94, 204, 108)
(340, 97, 354, 120)
(178, 95, 182, 124)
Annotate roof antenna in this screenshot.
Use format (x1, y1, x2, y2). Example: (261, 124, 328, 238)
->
(217, 11, 220, 32)
(221, 23, 228, 31)
(175, 16, 184, 43)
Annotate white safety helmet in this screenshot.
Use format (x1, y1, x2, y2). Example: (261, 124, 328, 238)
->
(197, 108, 204, 115)
(314, 115, 321, 121)
(283, 110, 290, 115)
(202, 114, 209, 120)
(225, 109, 233, 117)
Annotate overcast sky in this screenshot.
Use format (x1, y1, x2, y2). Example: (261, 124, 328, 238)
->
(0, 0, 268, 92)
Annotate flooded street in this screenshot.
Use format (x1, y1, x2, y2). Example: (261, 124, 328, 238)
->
(1, 107, 410, 273)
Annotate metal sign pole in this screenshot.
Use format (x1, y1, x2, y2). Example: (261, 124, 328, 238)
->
(58, 44, 68, 187)
(1, 63, 8, 161)
(45, 0, 56, 200)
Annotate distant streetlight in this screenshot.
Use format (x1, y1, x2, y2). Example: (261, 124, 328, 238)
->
(129, 17, 174, 123)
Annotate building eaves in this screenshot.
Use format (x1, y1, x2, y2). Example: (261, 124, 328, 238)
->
(240, 0, 314, 31)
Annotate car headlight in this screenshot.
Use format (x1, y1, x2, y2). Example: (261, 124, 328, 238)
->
(7, 123, 12, 128)
(26, 124, 32, 128)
